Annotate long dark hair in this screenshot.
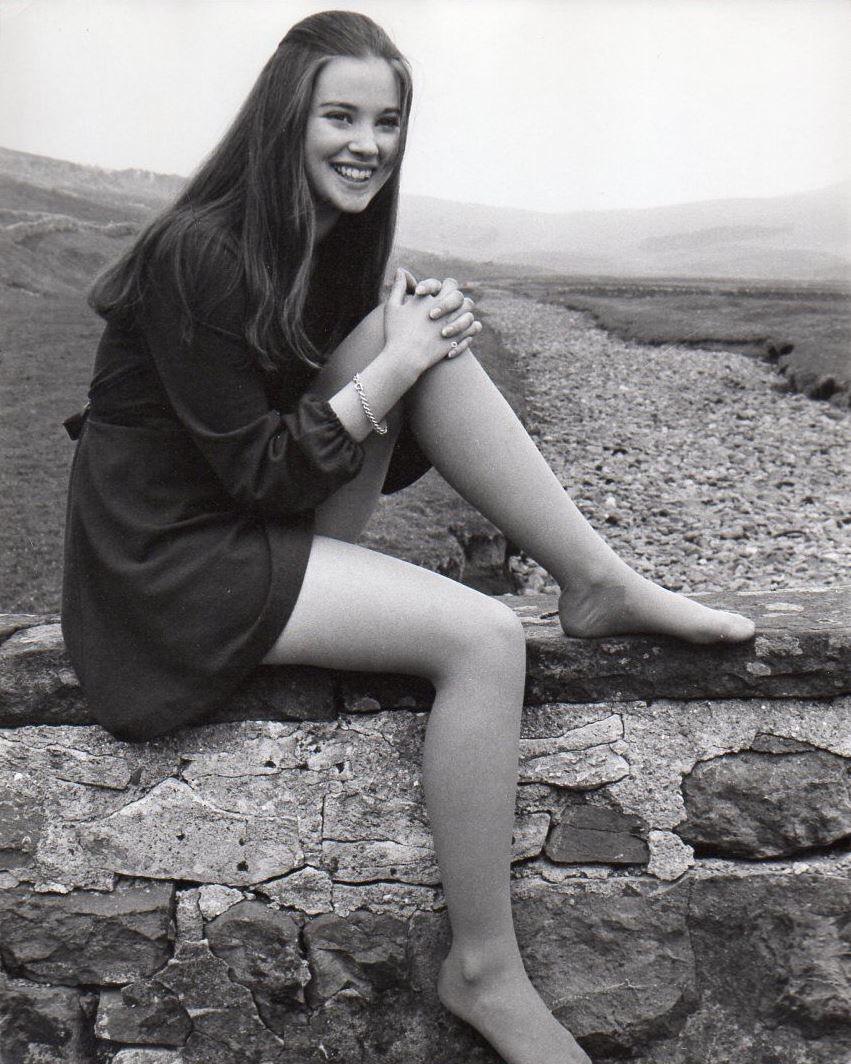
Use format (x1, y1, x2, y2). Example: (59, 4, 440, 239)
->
(88, 11, 413, 371)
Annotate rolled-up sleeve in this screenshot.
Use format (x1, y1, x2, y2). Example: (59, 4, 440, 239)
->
(138, 246, 365, 517)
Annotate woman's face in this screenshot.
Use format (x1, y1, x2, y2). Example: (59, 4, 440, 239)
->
(304, 56, 402, 226)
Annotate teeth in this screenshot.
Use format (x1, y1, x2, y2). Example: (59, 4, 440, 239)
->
(333, 164, 372, 182)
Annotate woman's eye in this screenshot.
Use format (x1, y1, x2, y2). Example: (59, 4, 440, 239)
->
(324, 111, 351, 123)
(378, 117, 400, 130)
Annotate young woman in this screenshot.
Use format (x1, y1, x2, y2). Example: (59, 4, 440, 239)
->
(63, 12, 755, 1064)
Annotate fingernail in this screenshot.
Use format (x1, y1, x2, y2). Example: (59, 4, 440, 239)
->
(441, 326, 453, 337)
(429, 308, 441, 319)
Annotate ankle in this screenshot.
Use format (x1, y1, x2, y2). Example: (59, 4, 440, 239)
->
(559, 561, 637, 598)
(445, 939, 524, 987)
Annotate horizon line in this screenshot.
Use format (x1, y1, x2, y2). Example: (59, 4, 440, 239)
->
(1, 141, 849, 219)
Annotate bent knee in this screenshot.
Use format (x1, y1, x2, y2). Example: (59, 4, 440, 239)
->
(449, 598, 526, 670)
(486, 601, 526, 656)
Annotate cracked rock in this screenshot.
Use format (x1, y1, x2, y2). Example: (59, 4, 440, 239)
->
(0, 624, 87, 726)
(111, 1052, 186, 1064)
(678, 746, 851, 857)
(197, 884, 244, 920)
(519, 743, 630, 789)
(256, 866, 333, 914)
(174, 889, 204, 943)
(520, 711, 623, 752)
(153, 939, 293, 1064)
(331, 881, 442, 918)
(44, 777, 303, 887)
(0, 879, 173, 986)
(0, 772, 43, 873)
(647, 830, 694, 881)
(303, 910, 408, 1006)
(689, 873, 851, 1040)
(512, 811, 551, 860)
(546, 805, 648, 864)
(0, 971, 89, 1063)
(95, 981, 191, 1045)
(0, 732, 131, 789)
(205, 899, 310, 1029)
(322, 837, 440, 885)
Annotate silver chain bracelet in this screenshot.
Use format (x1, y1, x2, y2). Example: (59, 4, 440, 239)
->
(352, 372, 388, 435)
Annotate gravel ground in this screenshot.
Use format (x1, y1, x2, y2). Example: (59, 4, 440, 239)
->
(483, 288, 850, 595)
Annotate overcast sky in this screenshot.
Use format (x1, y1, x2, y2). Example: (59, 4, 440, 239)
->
(1, 0, 849, 213)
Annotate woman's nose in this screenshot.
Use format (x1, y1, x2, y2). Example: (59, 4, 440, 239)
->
(348, 126, 379, 156)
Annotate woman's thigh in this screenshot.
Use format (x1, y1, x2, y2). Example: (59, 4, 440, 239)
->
(311, 304, 390, 398)
(262, 535, 523, 682)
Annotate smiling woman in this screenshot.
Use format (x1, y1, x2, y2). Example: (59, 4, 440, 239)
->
(60, 10, 757, 1064)
(306, 56, 402, 233)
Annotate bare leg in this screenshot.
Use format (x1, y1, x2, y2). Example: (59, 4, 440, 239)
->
(263, 308, 590, 1061)
(264, 539, 590, 1064)
(407, 350, 755, 644)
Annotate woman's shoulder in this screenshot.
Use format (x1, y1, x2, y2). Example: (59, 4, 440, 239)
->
(149, 212, 239, 286)
(143, 212, 245, 330)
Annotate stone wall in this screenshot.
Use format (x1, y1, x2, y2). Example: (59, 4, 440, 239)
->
(1, 587, 849, 1064)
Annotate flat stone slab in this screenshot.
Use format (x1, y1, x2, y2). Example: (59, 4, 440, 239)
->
(0, 587, 848, 728)
(519, 586, 851, 704)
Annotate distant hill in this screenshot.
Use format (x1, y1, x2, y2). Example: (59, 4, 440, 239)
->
(0, 147, 183, 295)
(0, 146, 183, 216)
(1, 145, 849, 288)
(396, 183, 851, 283)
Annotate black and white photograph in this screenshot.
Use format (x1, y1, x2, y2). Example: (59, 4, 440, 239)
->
(0, 1, 849, 1061)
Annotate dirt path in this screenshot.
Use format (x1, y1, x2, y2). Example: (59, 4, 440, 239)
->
(481, 288, 850, 594)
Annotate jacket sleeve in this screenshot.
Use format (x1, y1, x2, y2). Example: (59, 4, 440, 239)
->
(137, 243, 365, 517)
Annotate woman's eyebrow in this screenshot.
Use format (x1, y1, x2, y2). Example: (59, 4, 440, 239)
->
(318, 101, 401, 115)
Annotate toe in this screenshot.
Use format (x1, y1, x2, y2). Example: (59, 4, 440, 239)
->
(722, 611, 756, 642)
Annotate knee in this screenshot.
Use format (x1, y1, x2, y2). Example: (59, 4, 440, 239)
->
(454, 599, 526, 672)
(488, 601, 527, 660)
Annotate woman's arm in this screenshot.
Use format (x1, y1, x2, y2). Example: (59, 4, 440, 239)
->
(139, 246, 367, 516)
(327, 270, 480, 440)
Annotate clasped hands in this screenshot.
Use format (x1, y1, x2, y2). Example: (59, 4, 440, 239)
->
(406, 269, 482, 357)
(384, 267, 482, 378)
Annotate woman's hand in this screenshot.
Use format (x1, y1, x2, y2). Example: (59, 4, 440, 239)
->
(383, 270, 480, 379)
(415, 274, 482, 354)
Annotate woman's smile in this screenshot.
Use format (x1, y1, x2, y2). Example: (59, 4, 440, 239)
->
(305, 56, 401, 231)
(330, 162, 376, 184)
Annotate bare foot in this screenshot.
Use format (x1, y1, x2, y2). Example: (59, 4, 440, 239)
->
(558, 573, 755, 645)
(437, 948, 592, 1064)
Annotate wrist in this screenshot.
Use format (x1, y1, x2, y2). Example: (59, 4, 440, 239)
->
(377, 341, 426, 391)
